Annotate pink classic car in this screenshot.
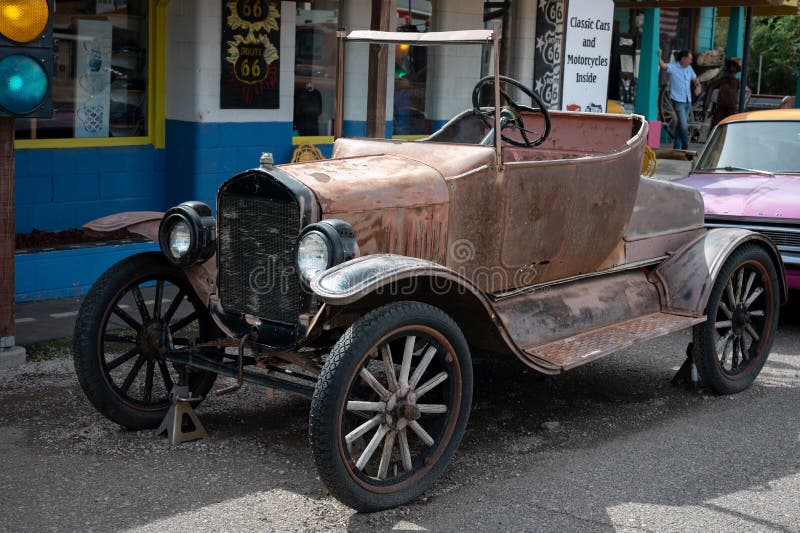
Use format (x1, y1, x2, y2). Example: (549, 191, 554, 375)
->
(677, 109, 800, 290)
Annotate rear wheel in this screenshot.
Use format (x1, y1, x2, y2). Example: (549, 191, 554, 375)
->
(73, 252, 219, 429)
(693, 244, 780, 394)
(309, 301, 473, 512)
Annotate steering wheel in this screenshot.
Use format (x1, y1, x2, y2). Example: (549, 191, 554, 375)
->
(471, 75, 551, 147)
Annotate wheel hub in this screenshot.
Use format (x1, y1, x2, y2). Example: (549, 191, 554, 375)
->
(732, 305, 750, 336)
(384, 386, 419, 430)
(139, 321, 165, 358)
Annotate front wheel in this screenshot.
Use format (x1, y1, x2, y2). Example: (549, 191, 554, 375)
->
(73, 252, 219, 430)
(692, 244, 780, 394)
(309, 301, 473, 512)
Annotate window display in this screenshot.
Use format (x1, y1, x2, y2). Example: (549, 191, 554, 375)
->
(15, 0, 149, 140)
(294, 1, 339, 136)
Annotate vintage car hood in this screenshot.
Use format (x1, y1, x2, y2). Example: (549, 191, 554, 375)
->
(677, 172, 800, 219)
(276, 154, 449, 214)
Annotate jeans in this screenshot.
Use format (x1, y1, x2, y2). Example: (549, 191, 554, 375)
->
(671, 99, 691, 150)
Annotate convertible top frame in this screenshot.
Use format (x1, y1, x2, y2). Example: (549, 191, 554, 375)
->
(333, 26, 503, 165)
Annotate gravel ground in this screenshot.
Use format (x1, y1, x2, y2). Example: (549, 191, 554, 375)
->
(2, 304, 800, 532)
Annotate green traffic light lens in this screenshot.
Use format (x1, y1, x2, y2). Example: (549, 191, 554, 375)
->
(0, 54, 47, 115)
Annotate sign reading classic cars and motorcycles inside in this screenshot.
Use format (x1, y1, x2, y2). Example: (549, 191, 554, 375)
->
(221, 0, 281, 108)
(534, 0, 614, 113)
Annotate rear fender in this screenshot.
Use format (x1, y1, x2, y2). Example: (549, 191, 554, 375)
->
(310, 254, 561, 374)
(84, 211, 216, 307)
(650, 228, 788, 316)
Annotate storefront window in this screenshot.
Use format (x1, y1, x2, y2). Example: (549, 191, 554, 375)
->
(393, 0, 431, 135)
(294, 1, 339, 136)
(15, 0, 150, 141)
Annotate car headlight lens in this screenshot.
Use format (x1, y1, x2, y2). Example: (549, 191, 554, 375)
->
(158, 202, 216, 267)
(168, 220, 192, 259)
(297, 231, 331, 281)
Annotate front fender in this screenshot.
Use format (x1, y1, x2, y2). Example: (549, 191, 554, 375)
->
(651, 228, 788, 315)
(310, 254, 486, 305)
(84, 211, 164, 241)
(83, 211, 216, 307)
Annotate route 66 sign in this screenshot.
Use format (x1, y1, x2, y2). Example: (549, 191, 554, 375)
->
(221, 0, 280, 108)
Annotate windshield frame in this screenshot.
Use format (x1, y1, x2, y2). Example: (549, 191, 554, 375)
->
(333, 27, 501, 163)
(695, 119, 800, 175)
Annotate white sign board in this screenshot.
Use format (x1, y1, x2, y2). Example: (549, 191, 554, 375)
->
(560, 0, 614, 113)
(74, 19, 112, 138)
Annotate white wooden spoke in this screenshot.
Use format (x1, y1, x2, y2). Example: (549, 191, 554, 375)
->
(749, 309, 765, 317)
(398, 428, 413, 471)
(356, 424, 389, 471)
(380, 345, 398, 392)
(745, 324, 761, 342)
(718, 301, 733, 319)
(744, 287, 764, 308)
(719, 334, 733, 365)
(359, 367, 390, 401)
(346, 414, 383, 445)
(726, 278, 738, 307)
(415, 371, 448, 398)
(743, 272, 756, 304)
(732, 337, 741, 367)
(741, 334, 753, 358)
(399, 336, 416, 387)
(736, 268, 744, 304)
(347, 401, 385, 413)
(417, 404, 448, 414)
(715, 320, 732, 329)
(716, 330, 733, 353)
(408, 420, 435, 447)
(409, 345, 437, 389)
(377, 429, 397, 480)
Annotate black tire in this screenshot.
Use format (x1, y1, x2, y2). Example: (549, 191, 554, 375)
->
(73, 252, 218, 430)
(309, 301, 473, 512)
(692, 244, 780, 394)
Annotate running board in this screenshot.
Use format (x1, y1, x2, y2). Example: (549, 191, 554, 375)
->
(524, 312, 706, 371)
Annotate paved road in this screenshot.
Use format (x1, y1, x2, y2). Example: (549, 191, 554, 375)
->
(2, 299, 799, 531)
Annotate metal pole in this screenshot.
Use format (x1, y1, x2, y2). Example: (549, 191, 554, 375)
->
(0, 117, 25, 367)
(757, 53, 763, 94)
(366, 0, 390, 139)
(493, 23, 502, 168)
(738, 7, 753, 113)
(333, 30, 346, 140)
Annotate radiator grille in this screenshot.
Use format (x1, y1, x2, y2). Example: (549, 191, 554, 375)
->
(218, 191, 301, 324)
(706, 219, 800, 250)
(757, 229, 800, 248)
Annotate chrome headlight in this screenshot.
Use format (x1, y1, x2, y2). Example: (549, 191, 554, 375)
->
(167, 220, 192, 259)
(297, 219, 358, 285)
(158, 201, 216, 267)
(297, 231, 331, 282)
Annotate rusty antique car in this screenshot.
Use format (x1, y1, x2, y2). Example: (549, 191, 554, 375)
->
(73, 30, 786, 512)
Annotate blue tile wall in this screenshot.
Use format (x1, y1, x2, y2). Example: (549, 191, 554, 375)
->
(165, 119, 295, 208)
(15, 145, 166, 232)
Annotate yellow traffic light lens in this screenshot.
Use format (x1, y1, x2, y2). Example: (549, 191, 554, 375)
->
(0, 0, 49, 43)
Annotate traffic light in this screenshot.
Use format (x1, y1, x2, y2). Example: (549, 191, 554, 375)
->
(0, 0, 53, 118)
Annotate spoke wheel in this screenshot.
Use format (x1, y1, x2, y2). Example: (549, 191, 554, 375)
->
(74, 252, 219, 429)
(309, 302, 472, 512)
(693, 244, 780, 394)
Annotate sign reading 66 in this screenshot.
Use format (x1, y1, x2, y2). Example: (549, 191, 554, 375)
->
(225, 33, 279, 86)
(236, 0, 268, 22)
(234, 43, 267, 84)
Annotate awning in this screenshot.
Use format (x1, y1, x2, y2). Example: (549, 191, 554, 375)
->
(614, 0, 798, 14)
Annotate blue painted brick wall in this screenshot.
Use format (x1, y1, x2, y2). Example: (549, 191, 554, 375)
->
(165, 119, 295, 208)
(14, 145, 166, 232)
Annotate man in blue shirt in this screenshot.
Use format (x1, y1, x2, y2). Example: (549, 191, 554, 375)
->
(659, 50, 701, 150)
